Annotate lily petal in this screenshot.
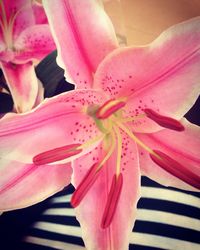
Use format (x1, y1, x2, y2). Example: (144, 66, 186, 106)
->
(2, 0, 35, 39)
(137, 118, 200, 191)
(94, 17, 200, 132)
(0, 89, 104, 163)
(0, 61, 39, 113)
(14, 24, 56, 63)
(72, 132, 140, 250)
(32, 1, 48, 24)
(0, 158, 72, 212)
(43, 0, 118, 88)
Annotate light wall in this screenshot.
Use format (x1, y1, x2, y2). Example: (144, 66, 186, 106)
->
(103, 0, 200, 45)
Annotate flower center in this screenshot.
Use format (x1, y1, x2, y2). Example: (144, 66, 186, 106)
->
(0, 0, 14, 49)
(0, 1, 28, 50)
(32, 98, 199, 228)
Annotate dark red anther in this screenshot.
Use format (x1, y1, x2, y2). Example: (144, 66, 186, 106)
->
(71, 163, 101, 207)
(150, 150, 200, 189)
(33, 144, 82, 165)
(144, 109, 185, 131)
(101, 173, 123, 229)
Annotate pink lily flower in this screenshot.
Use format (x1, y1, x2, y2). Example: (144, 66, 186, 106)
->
(0, 16, 200, 250)
(0, 0, 55, 113)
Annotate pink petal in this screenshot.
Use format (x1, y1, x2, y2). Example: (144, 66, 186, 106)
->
(43, 0, 118, 88)
(94, 17, 200, 132)
(72, 132, 140, 250)
(0, 37, 5, 51)
(32, 1, 48, 24)
(0, 158, 72, 212)
(14, 24, 56, 63)
(0, 61, 40, 113)
(0, 89, 105, 163)
(137, 118, 200, 191)
(33, 79, 44, 107)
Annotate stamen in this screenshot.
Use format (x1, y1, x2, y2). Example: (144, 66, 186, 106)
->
(114, 126, 122, 175)
(99, 132, 116, 167)
(144, 109, 185, 131)
(71, 163, 100, 207)
(33, 144, 82, 165)
(150, 150, 200, 189)
(96, 99, 126, 119)
(101, 173, 123, 229)
(71, 133, 116, 207)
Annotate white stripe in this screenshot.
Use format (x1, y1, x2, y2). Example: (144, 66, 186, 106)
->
(25, 225, 199, 250)
(136, 209, 200, 231)
(51, 194, 72, 203)
(51, 187, 200, 209)
(43, 208, 75, 216)
(130, 232, 200, 250)
(25, 236, 86, 250)
(141, 187, 200, 208)
(43, 207, 200, 231)
(33, 222, 82, 237)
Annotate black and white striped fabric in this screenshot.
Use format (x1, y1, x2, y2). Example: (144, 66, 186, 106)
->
(19, 177, 200, 250)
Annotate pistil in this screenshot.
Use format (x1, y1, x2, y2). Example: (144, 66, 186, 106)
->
(96, 99, 126, 119)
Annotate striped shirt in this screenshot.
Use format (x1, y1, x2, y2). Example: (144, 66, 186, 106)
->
(19, 177, 200, 250)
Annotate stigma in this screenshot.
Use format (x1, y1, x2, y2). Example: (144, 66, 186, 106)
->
(96, 99, 126, 119)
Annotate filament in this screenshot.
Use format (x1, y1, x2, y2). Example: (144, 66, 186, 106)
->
(116, 121, 158, 157)
(113, 125, 122, 176)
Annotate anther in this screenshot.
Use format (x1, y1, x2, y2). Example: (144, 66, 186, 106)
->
(150, 150, 200, 189)
(96, 99, 126, 119)
(144, 109, 185, 131)
(71, 163, 101, 207)
(33, 144, 82, 165)
(101, 173, 123, 228)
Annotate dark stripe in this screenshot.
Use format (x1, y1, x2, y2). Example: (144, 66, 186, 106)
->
(40, 215, 80, 227)
(133, 221, 200, 243)
(49, 202, 73, 209)
(141, 177, 200, 198)
(21, 243, 59, 250)
(137, 198, 200, 219)
(29, 228, 84, 246)
(129, 244, 165, 250)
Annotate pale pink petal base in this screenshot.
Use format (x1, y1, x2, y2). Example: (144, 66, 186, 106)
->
(0, 61, 40, 113)
(138, 119, 200, 191)
(73, 132, 140, 250)
(0, 158, 72, 212)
